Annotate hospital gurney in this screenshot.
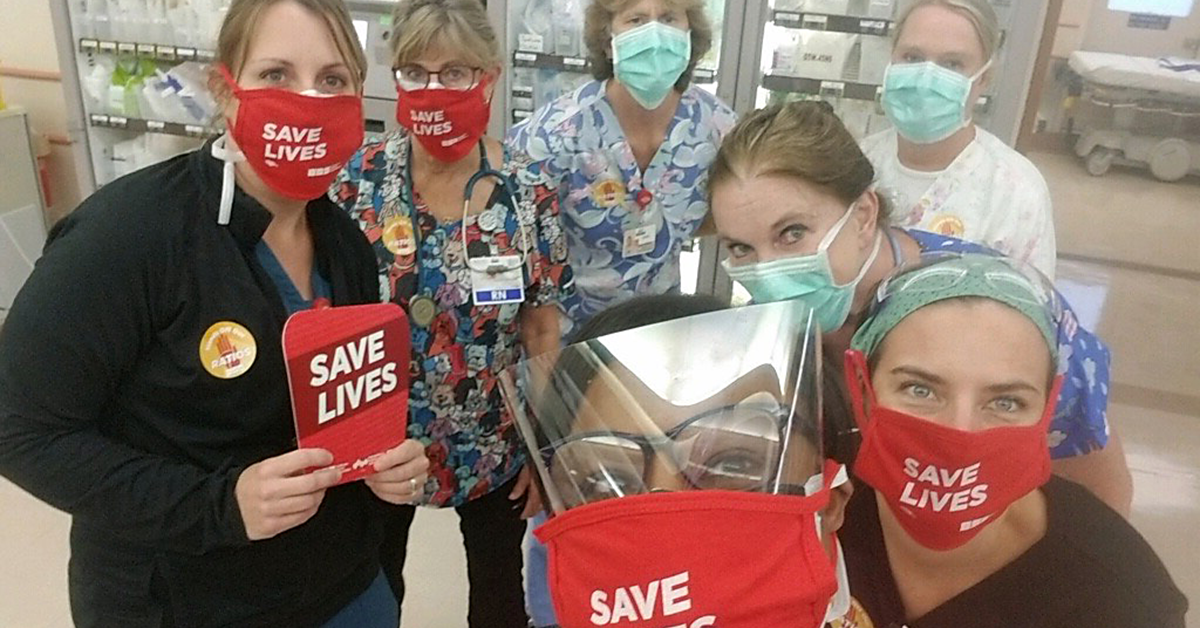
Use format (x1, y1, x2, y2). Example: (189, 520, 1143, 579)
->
(1067, 51, 1200, 181)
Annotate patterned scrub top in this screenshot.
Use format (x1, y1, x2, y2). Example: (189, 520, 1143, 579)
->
(908, 229, 1111, 458)
(332, 130, 573, 507)
(863, 128, 1058, 280)
(507, 80, 737, 338)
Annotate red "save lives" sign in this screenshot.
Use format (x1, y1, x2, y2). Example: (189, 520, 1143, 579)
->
(282, 303, 411, 484)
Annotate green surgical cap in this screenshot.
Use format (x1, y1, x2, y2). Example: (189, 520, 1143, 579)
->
(851, 255, 1058, 359)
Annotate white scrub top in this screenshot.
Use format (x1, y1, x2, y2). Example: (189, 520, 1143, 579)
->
(861, 127, 1058, 279)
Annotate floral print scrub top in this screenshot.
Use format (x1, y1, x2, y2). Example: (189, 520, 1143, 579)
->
(863, 127, 1058, 280)
(507, 80, 737, 337)
(332, 130, 572, 507)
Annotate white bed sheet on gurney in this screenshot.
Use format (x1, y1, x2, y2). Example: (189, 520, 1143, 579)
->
(1069, 51, 1200, 100)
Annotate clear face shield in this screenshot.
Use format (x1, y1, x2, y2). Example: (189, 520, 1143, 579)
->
(500, 301, 826, 515)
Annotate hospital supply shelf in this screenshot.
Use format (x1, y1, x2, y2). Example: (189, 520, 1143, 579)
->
(88, 113, 219, 138)
(759, 74, 994, 112)
(510, 51, 718, 83)
(79, 38, 216, 63)
(770, 11, 891, 37)
(760, 74, 882, 101)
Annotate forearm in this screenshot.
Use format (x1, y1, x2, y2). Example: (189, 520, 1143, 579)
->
(0, 402, 249, 554)
(1052, 431, 1133, 517)
(520, 304, 562, 358)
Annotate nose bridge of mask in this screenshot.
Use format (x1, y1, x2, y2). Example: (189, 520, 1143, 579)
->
(612, 20, 688, 61)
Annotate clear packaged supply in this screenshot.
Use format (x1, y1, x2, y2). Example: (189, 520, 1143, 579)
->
(858, 34, 891, 85)
(518, 0, 554, 53)
(866, 0, 895, 19)
(553, 0, 584, 57)
(802, 0, 852, 13)
(791, 30, 858, 82)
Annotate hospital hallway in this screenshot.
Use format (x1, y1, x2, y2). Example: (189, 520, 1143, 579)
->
(0, 152, 1196, 627)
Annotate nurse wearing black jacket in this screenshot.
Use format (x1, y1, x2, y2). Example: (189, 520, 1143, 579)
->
(0, 1, 427, 626)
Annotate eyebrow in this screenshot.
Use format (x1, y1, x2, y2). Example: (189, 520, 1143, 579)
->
(892, 366, 1042, 395)
(245, 58, 351, 73)
(983, 381, 1042, 395)
(889, 366, 946, 386)
(769, 211, 815, 232)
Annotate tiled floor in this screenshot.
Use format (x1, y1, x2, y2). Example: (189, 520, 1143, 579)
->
(0, 151, 1196, 627)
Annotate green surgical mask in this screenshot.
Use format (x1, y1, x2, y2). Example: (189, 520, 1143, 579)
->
(721, 203, 882, 333)
(611, 21, 691, 110)
(881, 60, 991, 144)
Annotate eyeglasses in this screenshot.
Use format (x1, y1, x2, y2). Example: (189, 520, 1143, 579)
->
(393, 64, 483, 91)
(540, 402, 794, 509)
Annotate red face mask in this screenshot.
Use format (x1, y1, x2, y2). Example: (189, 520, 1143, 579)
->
(220, 65, 364, 200)
(844, 350, 1062, 552)
(534, 460, 845, 628)
(395, 79, 492, 163)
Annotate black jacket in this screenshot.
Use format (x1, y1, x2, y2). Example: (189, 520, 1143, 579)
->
(841, 476, 1188, 628)
(0, 143, 387, 627)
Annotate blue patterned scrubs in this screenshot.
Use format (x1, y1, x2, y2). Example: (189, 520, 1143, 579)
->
(907, 229, 1112, 458)
(507, 80, 737, 337)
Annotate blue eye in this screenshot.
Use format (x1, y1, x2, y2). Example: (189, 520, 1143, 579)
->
(725, 243, 753, 259)
(779, 225, 807, 245)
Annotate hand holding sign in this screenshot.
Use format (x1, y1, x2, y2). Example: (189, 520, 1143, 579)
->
(283, 303, 412, 485)
(363, 440, 430, 505)
(235, 448, 342, 541)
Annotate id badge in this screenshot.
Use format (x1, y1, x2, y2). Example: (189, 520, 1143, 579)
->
(469, 255, 526, 306)
(622, 224, 657, 258)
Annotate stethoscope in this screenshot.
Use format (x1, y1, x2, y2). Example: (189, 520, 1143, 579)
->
(460, 150, 534, 278)
(400, 139, 533, 325)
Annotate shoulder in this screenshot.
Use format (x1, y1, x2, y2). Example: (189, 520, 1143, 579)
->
(50, 151, 196, 257)
(344, 131, 404, 182)
(973, 129, 1050, 194)
(1041, 477, 1187, 623)
(906, 228, 995, 256)
(519, 81, 604, 138)
(680, 86, 737, 138)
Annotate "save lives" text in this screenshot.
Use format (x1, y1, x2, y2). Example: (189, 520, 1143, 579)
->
(308, 329, 398, 424)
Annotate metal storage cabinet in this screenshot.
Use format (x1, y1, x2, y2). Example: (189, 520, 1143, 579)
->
(0, 107, 49, 318)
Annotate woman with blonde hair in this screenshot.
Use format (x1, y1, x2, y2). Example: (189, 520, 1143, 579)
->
(0, 0, 428, 625)
(332, 0, 572, 625)
(861, 0, 1058, 279)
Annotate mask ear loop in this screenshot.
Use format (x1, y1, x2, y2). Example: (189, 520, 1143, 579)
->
(210, 64, 246, 226)
(842, 350, 876, 433)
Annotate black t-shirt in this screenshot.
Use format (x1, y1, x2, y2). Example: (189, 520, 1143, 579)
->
(840, 477, 1188, 628)
(0, 144, 389, 627)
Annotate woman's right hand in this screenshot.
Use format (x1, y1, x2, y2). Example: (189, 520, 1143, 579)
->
(235, 449, 342, 541)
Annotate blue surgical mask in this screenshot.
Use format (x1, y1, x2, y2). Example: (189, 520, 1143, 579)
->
(721, 203, 883, 333)
(880, 60, 991, 144)
(611, 21, 691, 110)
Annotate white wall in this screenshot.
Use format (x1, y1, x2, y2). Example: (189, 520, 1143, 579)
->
(0, 0, 84, 224)
(1082, 1, 1200, 57)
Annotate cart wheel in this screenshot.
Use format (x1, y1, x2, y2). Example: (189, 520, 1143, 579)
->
(1084, 148, 1115, 177)
(1148, 139, 1191, 182)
